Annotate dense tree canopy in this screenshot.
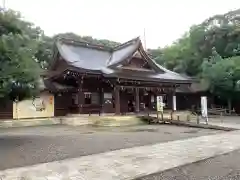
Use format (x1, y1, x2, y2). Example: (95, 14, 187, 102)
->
(149, 9, 240, 77)
(0, 9, 41, 101)
(148, 9, 240, 107)
(201, 50, 240, 101)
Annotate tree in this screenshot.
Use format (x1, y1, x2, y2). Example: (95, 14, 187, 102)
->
(0, 9, 41, 101)
(35, 35, 53, 69)
(147, 8, 240, 110)
(201, 49, 233, 99)
(149, 25, 206, 76)
(149, 9, 240, 78)
(201, 48, 240, 111)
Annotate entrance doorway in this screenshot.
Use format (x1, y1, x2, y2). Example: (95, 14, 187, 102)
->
(120, 88, 136, 113)
(127, 95, 135, 112)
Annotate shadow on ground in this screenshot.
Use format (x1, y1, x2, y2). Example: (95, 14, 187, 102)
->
(136, 149, 240, 180)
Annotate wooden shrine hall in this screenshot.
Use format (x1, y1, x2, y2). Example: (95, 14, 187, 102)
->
(43, 37, 192, 116)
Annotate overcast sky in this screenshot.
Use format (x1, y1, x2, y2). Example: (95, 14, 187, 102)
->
(4, 0, 239, 48)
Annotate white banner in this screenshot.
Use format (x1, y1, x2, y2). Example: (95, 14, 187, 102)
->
(157, 96, 164, 112)
(173, 95, 176, 111)
(201, 96, 208, 123)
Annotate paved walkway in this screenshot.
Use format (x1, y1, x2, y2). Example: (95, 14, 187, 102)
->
(203, 117, 240, 129)
(209, 122, 240, 129)
(1, 131, 240, 180)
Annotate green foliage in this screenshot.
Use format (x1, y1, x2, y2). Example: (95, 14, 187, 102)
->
(148, 8, 240, 105)
(202, 53, 240, 101)
(149, 9, 240, 78)
(35, 35, 53, 69)
(0, 9, 41, 101)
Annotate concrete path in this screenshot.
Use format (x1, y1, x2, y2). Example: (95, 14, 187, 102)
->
(138, 149, 240, 180)
(204, 117, 240, 129)
(209, 122, 240, 129)
(1, 131, 240, 180)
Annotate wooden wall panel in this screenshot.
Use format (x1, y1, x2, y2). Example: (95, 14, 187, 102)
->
(0, 101, 13, 120)
(54, 93, 72, 116)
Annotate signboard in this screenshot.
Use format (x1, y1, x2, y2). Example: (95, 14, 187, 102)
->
(13, 93, 54, 119)
(32, 97, 46, 111)
(201, 96, 208, 123)
(157, 96, 164, 112)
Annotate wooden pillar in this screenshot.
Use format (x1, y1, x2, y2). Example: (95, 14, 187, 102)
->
(172, 87, 177, 111)
(167, 94, 173, 109)
(100, 88, 104, 113)
(78, 89, 84, 113)
(135, 87, 140, 113)
(114, 86, 120, 115)
(173, 95, 176, 111)
(78, 77, 84, 114)
(168, 88, 176, 111)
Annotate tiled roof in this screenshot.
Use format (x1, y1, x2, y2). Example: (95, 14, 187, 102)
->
(54, 37, 192, 83)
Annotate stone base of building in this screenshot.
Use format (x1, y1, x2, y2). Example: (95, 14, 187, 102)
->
(0, 114, 146, 128)
(91, 115, 145, 127)
(60, 114, 94, 126)
(0, 117, 61, 128)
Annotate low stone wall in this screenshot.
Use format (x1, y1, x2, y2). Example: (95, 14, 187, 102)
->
(60, 116, 93, 126)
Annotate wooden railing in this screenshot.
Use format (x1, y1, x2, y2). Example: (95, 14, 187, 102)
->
(191, 107, 236, 116)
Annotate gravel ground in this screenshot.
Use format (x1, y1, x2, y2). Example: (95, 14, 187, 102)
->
(137, 149, 240, 180)
(0, 124, 220, 170)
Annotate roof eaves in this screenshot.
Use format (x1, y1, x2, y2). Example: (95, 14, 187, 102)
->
(138, 44, 165, 73)
(103, 73, 193, 84)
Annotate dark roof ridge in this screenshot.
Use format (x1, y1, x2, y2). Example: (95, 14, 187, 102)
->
(113, 37, 140, 51)
(56, 36, 141, 53)
(57, 37, 113, 52)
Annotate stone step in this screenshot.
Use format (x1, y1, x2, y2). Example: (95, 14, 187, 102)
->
(92, 116, 145, 127)
(60, 116, 92, 126)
